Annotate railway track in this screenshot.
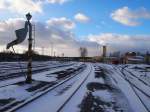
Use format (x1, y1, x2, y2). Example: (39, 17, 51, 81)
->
(120, 66, 150, 112)
(0, 63, 75, 81)
(56, 64, 92, 112)
(121, 65, 150, 87)
(0, 62, 72, 73)
(0, 62, 50, 69)
(0, 64, 87, 112)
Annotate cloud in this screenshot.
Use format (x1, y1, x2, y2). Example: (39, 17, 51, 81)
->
(0, 17, 99, 57)
(0, 18, 25, 31)
(0, 18, 26, 46)
(74, 13, 90, 23)
(88, 33, 150, 53)
(0, 18, 149, 57)
(0, 0, 70, 15)
(0, 0, 42, 14)
(46, 0, 70, 4)
(111, 6, 150, 26)
(46, 17, 75, 30)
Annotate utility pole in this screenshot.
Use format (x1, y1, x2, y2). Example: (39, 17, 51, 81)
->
(51, 42, 53, 57)
(32, 24, 36, 51)
(26, 13, 32, 84)
(54, 51, 56, 57)
(62, 53, 64, 57)
(41, 46, 44, 55)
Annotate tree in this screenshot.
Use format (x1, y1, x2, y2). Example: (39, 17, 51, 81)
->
(79, 47, 88, 57)
(23, 50, 39, 56)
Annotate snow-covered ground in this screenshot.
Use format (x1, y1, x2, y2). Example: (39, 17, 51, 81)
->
(0, 62, 150, 112)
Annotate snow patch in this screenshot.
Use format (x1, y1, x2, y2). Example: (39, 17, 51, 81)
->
(93, 90, 113, 102)
(0, 85, 31, 101)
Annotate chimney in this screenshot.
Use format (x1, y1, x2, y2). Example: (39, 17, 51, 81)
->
(102, 45, 106, 57)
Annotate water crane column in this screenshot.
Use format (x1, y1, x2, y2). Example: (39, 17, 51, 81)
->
(26, 13, 33, 84)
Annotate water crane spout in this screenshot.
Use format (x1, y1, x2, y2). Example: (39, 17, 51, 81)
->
(6, 21, 28, 49)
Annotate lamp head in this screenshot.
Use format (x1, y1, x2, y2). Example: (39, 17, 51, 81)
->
(26, 13, 32, 21)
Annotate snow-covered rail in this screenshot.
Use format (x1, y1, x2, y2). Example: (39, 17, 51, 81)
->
(13, 64, 91, 112)
(0, 62, 75, 82)
(120, 66, 150, 112)
(122, 66, 150, 87)
(56, 64, 92, 112)
(1, 64, 87, 112)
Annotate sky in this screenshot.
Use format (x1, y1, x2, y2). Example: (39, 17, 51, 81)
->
(0, 0, 150, 57)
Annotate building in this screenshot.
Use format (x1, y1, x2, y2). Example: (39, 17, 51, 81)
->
(124, 52, 145, 64)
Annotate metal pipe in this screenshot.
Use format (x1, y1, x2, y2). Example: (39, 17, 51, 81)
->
(26, 13, 32, 83)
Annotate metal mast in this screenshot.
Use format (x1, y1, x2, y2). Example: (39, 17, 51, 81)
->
(26, 13, 33, 83)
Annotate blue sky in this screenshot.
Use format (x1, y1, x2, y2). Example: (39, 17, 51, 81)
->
(53, 0, 149, 32)
(1, 0, 150, 36)
(40, 0, 150, 37)
(0, 0, 150, 56)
